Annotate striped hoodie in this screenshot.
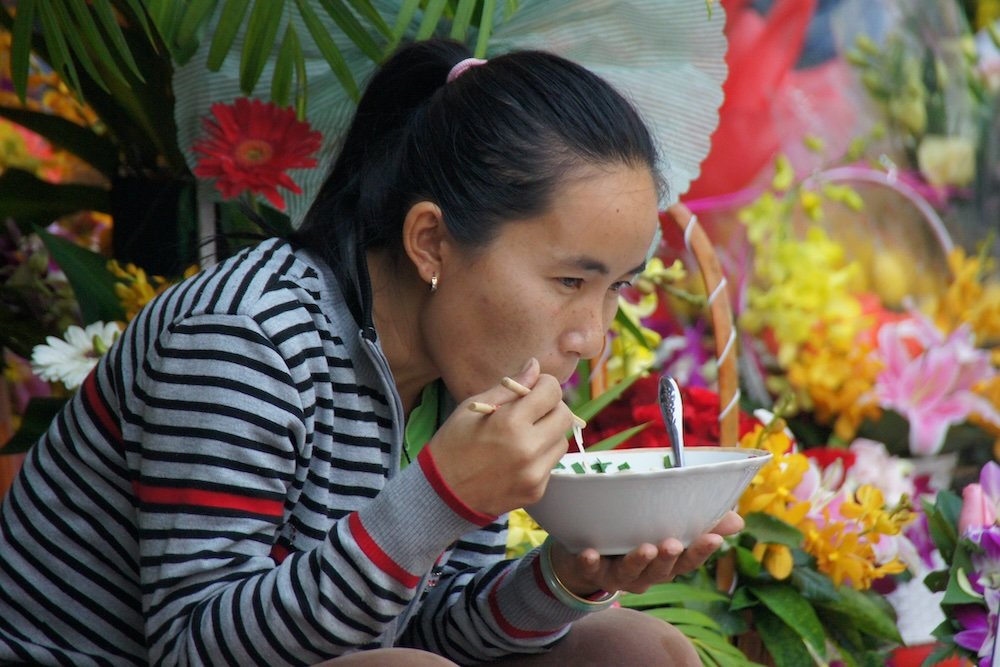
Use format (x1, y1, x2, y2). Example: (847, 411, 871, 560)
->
(0, 239, 592, 666)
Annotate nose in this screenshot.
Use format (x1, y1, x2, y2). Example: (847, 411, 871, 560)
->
(560, 306, 608, 361)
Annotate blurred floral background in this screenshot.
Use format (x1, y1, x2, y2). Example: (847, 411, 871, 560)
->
(3, 0, 1000, 666)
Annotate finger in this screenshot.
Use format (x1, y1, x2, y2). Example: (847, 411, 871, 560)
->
(468, 358, 541, 409)
(671, 533, 724, 576)
(711, 511, 745, 537)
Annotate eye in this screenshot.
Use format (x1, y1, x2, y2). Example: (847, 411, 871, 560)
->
(609, 279, 634, 293)
(558, 277, 584, 290)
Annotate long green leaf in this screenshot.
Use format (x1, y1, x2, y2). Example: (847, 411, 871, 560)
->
(572, 370, 645, 422)
(65, 0, 131, 87)
(585, 422, 651, 452)
(0, 106, 118, 179)
(36, 2, 81, 95)
(240, 0, 286, 94)
(118, 0, 155, 42)
(614, 307, 653, 349)
(173, 0, 221, 64)
(207, 0, 252, 71)
(90, 0, 145, 81)
(0, 169, 110, 224)
(346, 0, 392, 39)
(295, 0, 359, 101)
(473, 0, 496, 58)
(752, 607, 813, 667)
(449, 0, 477, 41)
(36, 228, 124, 325)
(271, 23, 299, 107)
(643, 606, 721, 630)
(747, 584, 825, 654)
(415, 0, 447, 40)
(49, 1, 111, 93)
(389, 0, 421, 49)
(621, 581, 728, 608)
(742, 513, 804, 548)
(9, 0, 36, 102)
(317, 0, 382, 62)
(2, 397, 67, 454)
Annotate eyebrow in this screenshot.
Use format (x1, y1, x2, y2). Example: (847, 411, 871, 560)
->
(565, 256, 647, 277)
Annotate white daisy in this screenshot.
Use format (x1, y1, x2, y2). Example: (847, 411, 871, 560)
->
(30, 321, 122, 390)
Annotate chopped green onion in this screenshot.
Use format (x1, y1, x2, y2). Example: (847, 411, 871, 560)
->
(617, 462, 631, 471)
(553, 462, 566, 470)
(663, 455, 674, 469)
(571, 462, 587, 475)
(590, 459, 612, 473)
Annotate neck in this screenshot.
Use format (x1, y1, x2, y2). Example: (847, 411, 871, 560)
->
(366, 250, 437, 415)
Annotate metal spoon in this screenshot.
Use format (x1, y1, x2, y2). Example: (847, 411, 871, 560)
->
(658, 375, 685, 468)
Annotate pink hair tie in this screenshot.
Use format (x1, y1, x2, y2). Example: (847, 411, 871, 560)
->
(447, 57, 488, 83)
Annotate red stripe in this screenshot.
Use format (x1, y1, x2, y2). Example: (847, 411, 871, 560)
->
(81, 370, 122, 443)
(488, 570, 561, 639)
(134, 484, 284, 516)
(270, 543, 291, 564)
(417, 448, 496, 526)
(532, 555, 557, 601)
(347, 513, 420, 588)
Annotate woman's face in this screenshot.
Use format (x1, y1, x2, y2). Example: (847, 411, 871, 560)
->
(422, 164, 659, 400)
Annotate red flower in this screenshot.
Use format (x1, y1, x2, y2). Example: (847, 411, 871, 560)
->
(802, 447, 856, 474)
(585, 375, 760, 449)
(192, 98, 323, 210)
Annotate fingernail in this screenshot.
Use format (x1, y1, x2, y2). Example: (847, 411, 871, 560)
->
(518, 358, 534, 374)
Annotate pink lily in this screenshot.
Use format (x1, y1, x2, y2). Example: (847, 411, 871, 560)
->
(873, 316, 1000, 456)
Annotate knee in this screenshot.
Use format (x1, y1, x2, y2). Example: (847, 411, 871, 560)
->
(571, 607, 700, 666)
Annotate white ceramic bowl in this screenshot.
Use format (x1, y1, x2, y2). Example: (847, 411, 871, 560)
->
(524, 447, 772, 555)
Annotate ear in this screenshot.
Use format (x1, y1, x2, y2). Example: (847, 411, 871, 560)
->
(401, 201, 447, 287)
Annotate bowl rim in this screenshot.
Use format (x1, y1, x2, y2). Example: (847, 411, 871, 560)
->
(549, 446, 772, 481)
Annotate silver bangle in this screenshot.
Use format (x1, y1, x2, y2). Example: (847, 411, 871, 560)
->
(539, 537, 620, 612)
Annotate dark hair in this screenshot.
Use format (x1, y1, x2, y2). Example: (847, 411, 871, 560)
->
(292, 39, 660, 323)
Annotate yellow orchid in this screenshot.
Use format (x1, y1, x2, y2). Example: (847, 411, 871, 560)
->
(752, 542, 794, 580)
(506, 508, 547, 559)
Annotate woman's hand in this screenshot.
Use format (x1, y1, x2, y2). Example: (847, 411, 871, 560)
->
(428, 358, 574, 516)
(548, 511, 745, 595)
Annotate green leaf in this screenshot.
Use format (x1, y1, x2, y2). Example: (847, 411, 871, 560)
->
(317, 0, 382, 62)
(473, 0, 496, 58)
(90, 0, 146, 80)
(572, 370, 645, 422)
(614, 306, 653, 349)
(390, 0, 422, 47)
(789, 566, 839, 603)
(50, 1, 112, 93)
(643, 606, 721, 630)
(0, 169, 110, 224)
(815, 585, 902, 644)
(295, 0, 359, 101)
(621, 582, 728, 609)
(2, 398, 67, 454)
(730, 586, 757, 611)
(0, 106, 118, 178)
(36, 1, 81, 95)
(415, 0, 447, 40)
(173, 0, 221, 64)
(923, 569, 949, 593)
(240, 0, 286, 94)
(733, 545, 762, 578)
(271, 23, 300, 107)
(449, 0, 477, 40)
(742, 513, 804, 548)
(752, 607, 813, 667)
(36, 227, 124, 325)
(925, 490, 962, 561)
(207, 0, 252, 71)
(346, 0, 392, 39)
(65, 0, 132, 87)
(747, 583, 826, 654)
(585, 422, 651, 452)
(9, 0, 36, 102)
(942, 547, 984, 605)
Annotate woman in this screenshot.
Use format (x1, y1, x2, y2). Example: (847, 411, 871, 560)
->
(0, 40, 741, 665)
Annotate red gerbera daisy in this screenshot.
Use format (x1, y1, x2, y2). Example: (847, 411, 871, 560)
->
(192, 98, 323, 210)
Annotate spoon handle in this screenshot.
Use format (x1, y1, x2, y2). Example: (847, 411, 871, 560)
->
(658, 376, 685, 468)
